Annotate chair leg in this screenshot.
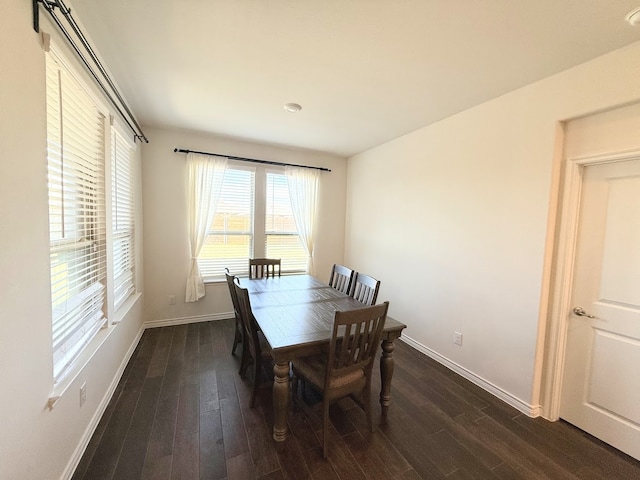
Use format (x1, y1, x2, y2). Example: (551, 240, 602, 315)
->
(250, 361, 260, 408)
(323, 401, 330, 458)
(239, 341, 251, 379)
(300, 378, 307, 401)
(292, 374, 299, 409)
(231, 319, 241, 355)
(364, 387, 373, 432)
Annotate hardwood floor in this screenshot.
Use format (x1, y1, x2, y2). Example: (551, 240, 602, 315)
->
(72, 319, 640, 480)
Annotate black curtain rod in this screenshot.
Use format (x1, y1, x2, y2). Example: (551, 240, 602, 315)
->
(33, 0, 149, 144)
(173, 148, 331, 172)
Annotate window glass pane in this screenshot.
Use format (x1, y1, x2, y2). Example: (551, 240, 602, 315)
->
(198, 168, 254, 278)
(112, 130, 135, 310)
(266, 173, 296, 233)
(266, 172, 307, 273)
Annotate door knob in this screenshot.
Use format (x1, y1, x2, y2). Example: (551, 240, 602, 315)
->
(572, 307, 595, 318)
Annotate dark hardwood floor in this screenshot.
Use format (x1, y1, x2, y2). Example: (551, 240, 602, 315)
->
(72, 319, 640, 480)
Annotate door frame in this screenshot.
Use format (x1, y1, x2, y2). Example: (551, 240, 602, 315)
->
(542, 147, 640, 420)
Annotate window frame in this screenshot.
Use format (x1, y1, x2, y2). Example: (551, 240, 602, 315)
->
(197, 162, 307, 280)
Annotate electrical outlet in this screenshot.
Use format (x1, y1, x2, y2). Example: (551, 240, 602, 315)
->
(453, 331, 463, 346)
(168, 294, 176, 305)
(80, 382, 87, 406)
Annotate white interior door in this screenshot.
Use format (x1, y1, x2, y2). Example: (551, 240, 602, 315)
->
(560, 157, 640, 460)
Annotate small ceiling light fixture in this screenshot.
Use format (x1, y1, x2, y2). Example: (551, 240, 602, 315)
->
(284, 102, 302, 113)
(626, 6, 640, 26)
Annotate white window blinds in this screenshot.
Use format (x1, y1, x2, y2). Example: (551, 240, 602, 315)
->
(197, 167, 255, 278)
(46, 52, 107, 382)
(265, 172, 307, 273)
(111, 130, 135, 311)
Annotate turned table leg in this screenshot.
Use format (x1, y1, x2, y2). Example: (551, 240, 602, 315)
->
(379, 338, 395, 417)
(272, 361, 290, 442)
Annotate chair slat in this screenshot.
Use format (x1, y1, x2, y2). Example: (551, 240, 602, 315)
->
(249, 258, 281, 279)
(350, 272, 380, 306)
(329, 264, 355, 294)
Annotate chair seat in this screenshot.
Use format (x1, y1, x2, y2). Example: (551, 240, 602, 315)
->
(294, 354, 364, 390)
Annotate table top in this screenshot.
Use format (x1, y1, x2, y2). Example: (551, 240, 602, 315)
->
(241, 275, 406, 355)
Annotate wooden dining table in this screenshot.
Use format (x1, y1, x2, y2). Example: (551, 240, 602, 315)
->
(240, 274, 406, 444)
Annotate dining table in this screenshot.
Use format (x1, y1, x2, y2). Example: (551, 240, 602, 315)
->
(240, 274, 406, 444)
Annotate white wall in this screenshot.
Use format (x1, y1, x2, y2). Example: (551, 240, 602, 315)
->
(0, 2, 145, 479)
(345, 41, 640, 412)
(140, 127, 348, 325)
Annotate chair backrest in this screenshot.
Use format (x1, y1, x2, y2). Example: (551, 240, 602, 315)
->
(325, 302, 389, 396)
(225, 268, 242, 321)
(328, 264, 354, 294)
(249, 258, 281, 279)
(233, 277, 262, 359)
(350, 272, 380, 306)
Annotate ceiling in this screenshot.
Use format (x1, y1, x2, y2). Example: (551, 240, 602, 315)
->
(68, 1, 640, 157)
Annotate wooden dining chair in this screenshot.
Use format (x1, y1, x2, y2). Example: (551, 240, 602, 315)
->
(328, 263, 354, 294)
(225, 268, 251, 377)
(350, 272, 380, 306)
(249, 258, 281, 279)
(233, 277, 274, 407)
(292, 301, 389, 458)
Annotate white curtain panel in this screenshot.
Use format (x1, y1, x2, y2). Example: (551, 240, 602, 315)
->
(285, 166, 319, 275)
(185, 152, 227, 302)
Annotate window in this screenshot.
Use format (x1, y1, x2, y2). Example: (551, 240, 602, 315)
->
(198, 166, 255, 278)
(196, 164, 307, 279)
(265, 172, 307, 272)
(46, 51, 107, 382)
(111, 130, 136, 311)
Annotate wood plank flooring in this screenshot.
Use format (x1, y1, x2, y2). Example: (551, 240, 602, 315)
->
(72, 319, 640, 480)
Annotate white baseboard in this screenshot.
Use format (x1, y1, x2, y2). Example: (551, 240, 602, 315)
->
(144, 312, 233, 329)
(400, 334, 541, 417)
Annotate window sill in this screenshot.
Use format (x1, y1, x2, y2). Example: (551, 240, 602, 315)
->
(47, 325, 113, 410)
(47, 292, 142, 410)
(112, 292, 142, 324)
(203, 271, 307, 285)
